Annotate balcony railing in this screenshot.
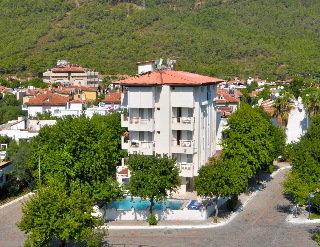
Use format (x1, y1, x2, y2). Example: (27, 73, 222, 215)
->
(177, 162, 194, 177)
(121, 114, 129, 128)
(128, 141, 154, 155)
(172, 140, 193, 147)
(171, 140, 194, 154)
(172, 117, 193, 124)
(128, 117, 154, 131)
(172, 117, 194, 130)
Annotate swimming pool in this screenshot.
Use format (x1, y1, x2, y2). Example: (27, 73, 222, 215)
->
(107, 197, 183, 211)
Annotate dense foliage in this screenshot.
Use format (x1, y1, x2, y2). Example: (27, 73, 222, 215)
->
(27, 114, 125, 202)
(1, 0, 320, 79)
(18, 113, 125, 246)
(284, 115, 320, 205)
(126, 154, 180, 215)
(195, 103, 285, 217)
(222, 103, 285, 175)
(18, 181, 104, 247)
(0, 93, 26, 124)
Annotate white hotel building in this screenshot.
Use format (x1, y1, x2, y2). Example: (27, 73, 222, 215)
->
(117, 69, 223, 193)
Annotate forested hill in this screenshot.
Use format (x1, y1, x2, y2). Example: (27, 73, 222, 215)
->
(1, 0, 320, 80)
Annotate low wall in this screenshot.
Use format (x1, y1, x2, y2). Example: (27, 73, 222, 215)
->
(103, 208, 209, 221)
(101, 197, 228, 221)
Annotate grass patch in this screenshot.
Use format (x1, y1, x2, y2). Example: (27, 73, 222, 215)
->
(310, 212, 320, 220)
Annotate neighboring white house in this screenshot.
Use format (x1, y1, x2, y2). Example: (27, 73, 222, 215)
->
(0, 117, 57, 141)
(116, 69, 223, 193)
(43, 60, 100, 87)
(102, 90, 121, 111)
(24, 93, 83, 118)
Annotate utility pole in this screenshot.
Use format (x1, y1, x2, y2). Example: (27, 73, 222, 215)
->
(38, 155, 41, 185)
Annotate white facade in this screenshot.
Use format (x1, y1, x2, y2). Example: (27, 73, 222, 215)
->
(26, 102, 83, 118)
(137, 61, 156, 75)
(0, 118, 57, 141)
(121, 84, 218, 193)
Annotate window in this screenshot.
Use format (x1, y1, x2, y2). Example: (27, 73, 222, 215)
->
(139, 132, 144, 141)
(139, 108, 144, 118)
(0, 174, 3, 183)
(187, 131, 193, 140)
(187, 154, 193, 163)
(188, 108, 193, 117)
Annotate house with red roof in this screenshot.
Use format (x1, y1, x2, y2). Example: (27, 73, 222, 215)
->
(43, 60, 100, 87)
(25, 92, 83, 118)
(102, 90, 121, 110)
(216, 88, 240, 117)
(115, 66, 224, 193)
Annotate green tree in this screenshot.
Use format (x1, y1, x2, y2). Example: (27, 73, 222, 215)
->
(272, 92, 294, 126)
(195, 157, 247, 219)
(222, 103, 285, 176)
(27, 114, 125, 203)
(284, 115, 320, 205)
(18, 181, 104, 247)
(126, 155, 180, 215)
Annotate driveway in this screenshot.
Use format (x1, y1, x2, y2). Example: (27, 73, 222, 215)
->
(107, 168, 318, 247)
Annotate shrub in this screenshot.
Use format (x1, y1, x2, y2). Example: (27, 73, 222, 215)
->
(311, 193, 320, 214)
(266, 164, 276, 174)
(226, 195, 238, 211)
(147, 214, 157, 225)
(313, 232, 320, 245)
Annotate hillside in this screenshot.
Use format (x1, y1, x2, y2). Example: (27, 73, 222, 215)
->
(0, 0, 320, 80)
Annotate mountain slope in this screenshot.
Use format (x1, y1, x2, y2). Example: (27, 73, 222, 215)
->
(0, 0, 320, 79)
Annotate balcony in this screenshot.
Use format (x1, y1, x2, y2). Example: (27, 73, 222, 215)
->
(121, 136, 129, 150)
(177, 162, 194, 177)
(121, 114, 129, 128)
(171, 140, 194, 154)
(128, 117, 154, 132)
(172, 117, 194, 131)
(129, 141, 154, 155)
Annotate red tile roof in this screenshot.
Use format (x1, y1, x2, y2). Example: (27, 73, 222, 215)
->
(26, 93, 69, 106)
(0, 86, 11, 93)
(51, 64, 85, 73)
(261, 100, 275, 115)
(216, 89, 240, 104)
(118, 167, 129, 176)
(116, 70, 223, 86)
(103, 91, 121, 104)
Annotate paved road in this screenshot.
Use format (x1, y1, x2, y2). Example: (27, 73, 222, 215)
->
(107, 169, 318, 247)
(0, 198, 27, 247)
(0, 169, 318, 247)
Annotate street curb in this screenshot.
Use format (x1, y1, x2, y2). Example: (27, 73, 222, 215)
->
(0, 192, 34, 210)
(286, 214, 320, 224)
(105, 166, 291, 230)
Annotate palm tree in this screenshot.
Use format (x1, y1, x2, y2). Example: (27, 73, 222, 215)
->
(273, 93, 294, 127)
(303, 92, 320, 117)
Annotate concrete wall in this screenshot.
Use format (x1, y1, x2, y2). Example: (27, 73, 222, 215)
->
(101, 197, 228, 221)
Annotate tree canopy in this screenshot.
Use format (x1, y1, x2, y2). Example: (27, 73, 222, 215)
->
(222, 103, 285, 175)
(18, 181, 104, 247)
(26, 114, 125, 202)
(126, 154, 180, 214)
(195, 103, 285, 218)
(284, 115, 320, 205)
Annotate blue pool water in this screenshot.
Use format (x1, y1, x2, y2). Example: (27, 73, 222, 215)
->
(107, 198, 183, 211)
